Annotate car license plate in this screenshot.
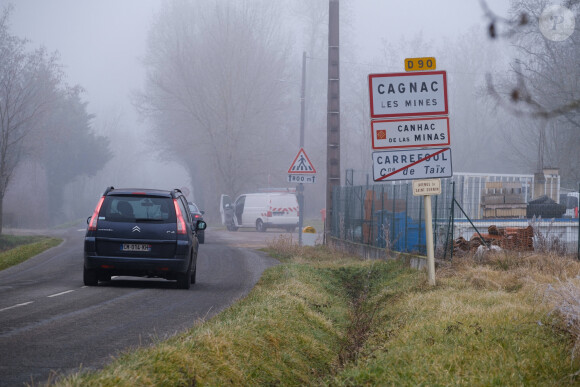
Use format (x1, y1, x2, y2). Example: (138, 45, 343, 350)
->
(121, 243, 152, 252)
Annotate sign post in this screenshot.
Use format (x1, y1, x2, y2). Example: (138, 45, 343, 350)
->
(413, 178, 440, 285)
(368, 62, 449, 286)
(288, 148, 317, 245)
(424, 195, 436, 284)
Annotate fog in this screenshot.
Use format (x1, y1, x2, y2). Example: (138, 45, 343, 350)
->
(2, 0, 576, 228)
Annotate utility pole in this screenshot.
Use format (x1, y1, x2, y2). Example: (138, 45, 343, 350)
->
(297, 51, 306, 245)
(325, 0, 340, 243)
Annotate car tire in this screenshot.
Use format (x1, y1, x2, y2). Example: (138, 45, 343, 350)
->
(98, 272, 111, 282)
(190, 265, 197, 284)
(177, 260, 192, 290)
(256, 219, 267, 232)
(84, 267, 98, 286)
(198, 232, 205, 244)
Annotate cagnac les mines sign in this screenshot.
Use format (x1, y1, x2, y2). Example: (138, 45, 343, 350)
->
(368, 71, 448, 119)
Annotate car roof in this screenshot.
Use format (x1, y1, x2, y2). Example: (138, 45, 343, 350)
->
(104, 187, 181, 198)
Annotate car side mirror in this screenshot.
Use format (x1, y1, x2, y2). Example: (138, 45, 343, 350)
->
(87, 216, 91, 224)
(196, 220, 207, 231)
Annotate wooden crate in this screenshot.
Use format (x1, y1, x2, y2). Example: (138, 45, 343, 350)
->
(504, 194, 525, 204)
(483, 208, 497, 218)
(495, 206, 527, 218)
(481, 195, 504, 204)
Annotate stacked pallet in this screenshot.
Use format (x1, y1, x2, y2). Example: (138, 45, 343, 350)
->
(481, 181, 527, 218)
(453, 225, 534, 253)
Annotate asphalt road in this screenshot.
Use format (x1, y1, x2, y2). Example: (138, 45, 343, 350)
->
(0, 227, 286, 386)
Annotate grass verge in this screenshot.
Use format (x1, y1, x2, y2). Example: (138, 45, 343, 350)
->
(52, 238, 580, 386)
(0, 235, 62, 271)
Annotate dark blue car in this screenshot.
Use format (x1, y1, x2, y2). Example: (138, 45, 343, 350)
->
(84, 187, 206, 289)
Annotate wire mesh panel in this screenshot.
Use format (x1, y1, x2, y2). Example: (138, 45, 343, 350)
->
(331, 176, 579, 257)
(332, 180, 453, 257)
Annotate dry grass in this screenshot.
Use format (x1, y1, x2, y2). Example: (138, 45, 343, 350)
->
(439, 250, 580, 288)
(265, 233, 356, 266)
(51, 235, 580, 386)
(324, 249, 580, 385)
(544, 278, 580, 359)
(272, 237, 580, 384)
(0, 236, 62, 271)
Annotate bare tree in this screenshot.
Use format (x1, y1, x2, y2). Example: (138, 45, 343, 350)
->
(0, 6, 63, 233)
(483, 0, 580, 182)
(26, 87, 111, 225)
(134, 0, 294, 214)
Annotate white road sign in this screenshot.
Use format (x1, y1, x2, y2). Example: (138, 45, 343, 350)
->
(288, 174, 316, 184)
(412, 179, 442, 196)
(288, 148, 316, 174)
(288, 148, 317, 184)
(368, 71, 448, 119)
(372, 147, 452, 182)
(371, 117, 450, 150)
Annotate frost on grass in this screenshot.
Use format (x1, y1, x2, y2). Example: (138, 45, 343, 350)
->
(545, 278, 580, 358)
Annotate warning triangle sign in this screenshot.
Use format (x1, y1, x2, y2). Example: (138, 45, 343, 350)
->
(288, 148, 316, 174)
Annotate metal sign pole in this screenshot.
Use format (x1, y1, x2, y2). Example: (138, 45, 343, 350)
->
(298, 183, 304, 245)
(298, 51, 306, 246)
(424, 194, 436, 285)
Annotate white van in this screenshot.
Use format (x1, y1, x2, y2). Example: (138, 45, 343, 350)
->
(220, 193, 299, 232)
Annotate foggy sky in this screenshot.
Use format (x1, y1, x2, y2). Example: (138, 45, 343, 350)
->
(3, 0, 513, 197)
(6, 0, 158, 124)
(6, 0, 509, 122)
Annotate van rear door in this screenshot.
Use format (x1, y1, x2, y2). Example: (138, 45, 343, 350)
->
(220, 195, 233, 225)
(269, 194, 299, 229)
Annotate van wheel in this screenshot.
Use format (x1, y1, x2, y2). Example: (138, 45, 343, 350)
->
(256, 219, 267, 232)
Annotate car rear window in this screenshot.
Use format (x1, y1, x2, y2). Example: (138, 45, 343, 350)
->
(99, 196, 176, 223)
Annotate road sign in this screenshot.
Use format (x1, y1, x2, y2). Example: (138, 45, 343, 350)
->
(371, 117, 450, 150)
(288, 174, 316, 184)
(288, 148, 316, 174)
(405, 57, 436, 72)
(368, 71, 448, 119)
(412, 179, 442, 196)
(372, 147, 452, 182)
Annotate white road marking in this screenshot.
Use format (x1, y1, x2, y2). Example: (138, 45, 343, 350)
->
(47, 290, 75, 298)
(0, 301, 34, 312)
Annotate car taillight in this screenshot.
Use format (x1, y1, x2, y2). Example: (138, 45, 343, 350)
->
(88, 196, 105, 231)
(173, 199, 187, 234)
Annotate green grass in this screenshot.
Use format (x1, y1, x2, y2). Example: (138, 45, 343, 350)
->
(0, 235, 62, 271)
(51, 240, 580, 386)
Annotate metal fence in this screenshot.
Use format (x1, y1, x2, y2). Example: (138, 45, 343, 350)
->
(331, 177, 580, 258)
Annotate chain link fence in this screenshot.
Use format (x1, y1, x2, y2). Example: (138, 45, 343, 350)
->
(330, 174, 580, 259)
